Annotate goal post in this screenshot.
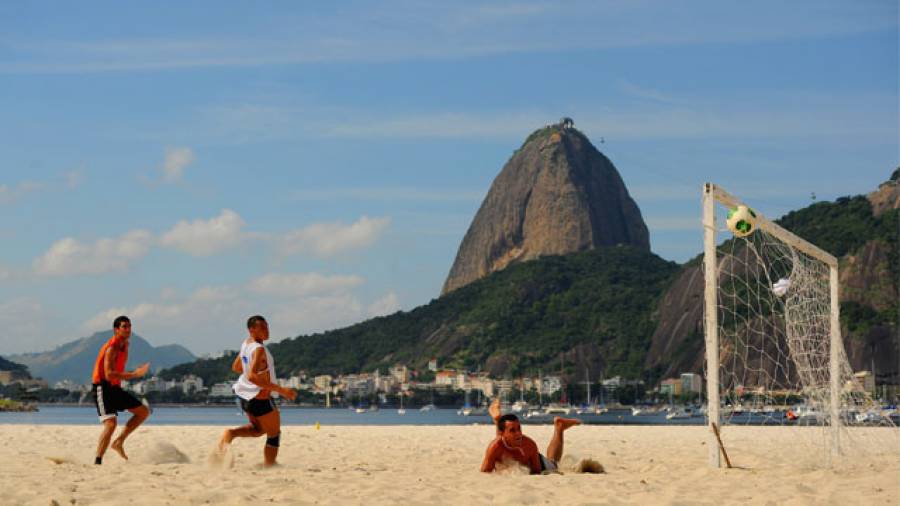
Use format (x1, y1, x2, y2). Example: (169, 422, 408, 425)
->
(702, 183, 843, 468)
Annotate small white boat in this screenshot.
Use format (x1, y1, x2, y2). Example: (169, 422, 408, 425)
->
(354, 408, 366, 414)
(544, 405, 572, 416)
(397, 408, 406, 415)
(511, 400, 529, 413)
(524, 409, 545, 419)
(420, 404, 436, 412)
(666, 408, 691, 420)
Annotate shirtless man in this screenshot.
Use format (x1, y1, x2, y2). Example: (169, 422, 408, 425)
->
(91, 315, 151, 465)
(481, 399, 580, 474)
(218, 315, 297, 467)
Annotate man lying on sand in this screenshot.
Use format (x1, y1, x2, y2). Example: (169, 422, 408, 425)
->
(481, 399, 581, 474)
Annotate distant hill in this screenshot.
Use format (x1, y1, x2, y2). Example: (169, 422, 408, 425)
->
(161, 246, 680, 385)
(0, 356, 31, 380)
(443, 121, 649, 294)
(10, 332, 196, 385)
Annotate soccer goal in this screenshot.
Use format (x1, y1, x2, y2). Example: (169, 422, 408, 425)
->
(702, 183, 895, 469)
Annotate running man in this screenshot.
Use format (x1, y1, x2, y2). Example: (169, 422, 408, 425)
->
(481, 399, 580, 474)
(91, 315, 151, 465)
(218, 315, 297, 467)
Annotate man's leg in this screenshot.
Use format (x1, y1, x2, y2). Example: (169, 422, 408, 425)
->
(489, 398, 501, 434)
(545, 417, 581, 462)
(110, 405, 149, 460)
(256, 409, 282, 467)
(219, 416, 264, 451)
(95, 417, 117, 464)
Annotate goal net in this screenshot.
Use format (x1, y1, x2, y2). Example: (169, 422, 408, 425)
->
(702, 183, 897, 468)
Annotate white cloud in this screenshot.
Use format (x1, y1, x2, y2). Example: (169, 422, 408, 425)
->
(159, 209, 245, 256)
(33, 229, 153, 277)
(1, 2, 892, 74)
(367, 291, 401, 317)
(0, 180, 43, 204)
(81, 286, 244, 336)
(293, 187, 484, 203)
(64, 170, 85, 189)
(0, 297, 46, 352)
(268, 294, 364, 337)
(616, 79, 677, 104)
(249, 273, 364, 297)
(279, 216, 390, 257)
(162, 147, 194, 183)
(81, 276, 382, 353)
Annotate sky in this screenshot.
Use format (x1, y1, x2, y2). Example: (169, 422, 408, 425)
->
(0, 1, 897, 356)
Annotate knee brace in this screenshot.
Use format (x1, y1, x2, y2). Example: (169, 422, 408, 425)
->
(266, 433, 281, 448)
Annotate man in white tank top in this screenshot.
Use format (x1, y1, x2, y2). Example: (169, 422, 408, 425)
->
(216, 315, 297, 467)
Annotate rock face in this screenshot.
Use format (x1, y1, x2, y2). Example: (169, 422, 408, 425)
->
(867, 170, 899, 217)
(442, 123, 649, 295)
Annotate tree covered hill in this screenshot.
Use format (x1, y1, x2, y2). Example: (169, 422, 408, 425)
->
(161, 246, 680, 385)
(0, 356, 31, 380)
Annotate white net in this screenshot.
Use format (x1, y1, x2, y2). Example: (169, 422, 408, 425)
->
(705, 187, 897, 466)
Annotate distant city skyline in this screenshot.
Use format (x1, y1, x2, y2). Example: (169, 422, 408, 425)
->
(1, 1, 896, 355)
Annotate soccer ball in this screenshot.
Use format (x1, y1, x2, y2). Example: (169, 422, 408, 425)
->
(726, 205, 757, 237)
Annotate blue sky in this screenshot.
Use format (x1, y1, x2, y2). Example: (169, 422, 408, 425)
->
(0, 1, 896, 356)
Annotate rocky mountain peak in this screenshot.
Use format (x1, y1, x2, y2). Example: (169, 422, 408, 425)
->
(441, 119, 649, 295)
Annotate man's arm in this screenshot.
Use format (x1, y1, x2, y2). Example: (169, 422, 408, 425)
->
(103, 347, 149, 382)
(526, 441, 542, 475)
(246, 348, 297, 400)
(231, 353, 242, 374)
(480, 439, 501, 472)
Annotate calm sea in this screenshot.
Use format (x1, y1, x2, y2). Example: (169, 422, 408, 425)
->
(0, 405, 712, 426)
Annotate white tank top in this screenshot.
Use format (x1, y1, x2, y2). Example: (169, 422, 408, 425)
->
(233, 339, 277, 401)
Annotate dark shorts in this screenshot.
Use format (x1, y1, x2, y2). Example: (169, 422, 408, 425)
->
(240, 397, 277, 418)
(539, 453, 559, 473)
(92, 382, 142, 421)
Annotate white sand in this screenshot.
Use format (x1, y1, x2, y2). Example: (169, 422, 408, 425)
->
(1, 424, 897, 505)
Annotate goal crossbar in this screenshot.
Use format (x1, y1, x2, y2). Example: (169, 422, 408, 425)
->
(707, 184, 838, 268)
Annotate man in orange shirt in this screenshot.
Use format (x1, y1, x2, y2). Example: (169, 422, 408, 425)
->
(91, 315, 151, 465)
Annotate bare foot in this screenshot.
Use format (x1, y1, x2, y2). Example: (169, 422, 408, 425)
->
(554, 417, 581, 431)
(110, 439, 128, 460)
(218, 429, 233, 452)
(489, 398, 502, 425)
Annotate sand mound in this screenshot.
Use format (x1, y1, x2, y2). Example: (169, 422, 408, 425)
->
(45, 456, 76, 465)
(558, 455, 605, 474)
(144, 441, 190, 464)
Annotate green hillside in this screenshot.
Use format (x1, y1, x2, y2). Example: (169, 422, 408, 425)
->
(161, 246, 680, 384)
(162, 175, 898, 386)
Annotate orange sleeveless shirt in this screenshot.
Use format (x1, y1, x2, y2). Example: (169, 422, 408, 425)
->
(92, 336, 128, 385)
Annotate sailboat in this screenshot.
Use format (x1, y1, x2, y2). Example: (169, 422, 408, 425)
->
(397, 392, 406, 415)
(420, 388, 436, 412)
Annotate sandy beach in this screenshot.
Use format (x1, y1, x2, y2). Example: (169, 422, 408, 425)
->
(0, 424, 896, 505)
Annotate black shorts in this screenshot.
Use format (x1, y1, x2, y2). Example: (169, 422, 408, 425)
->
(240, 397, 277, 417)
(93, 382, 142, 421)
